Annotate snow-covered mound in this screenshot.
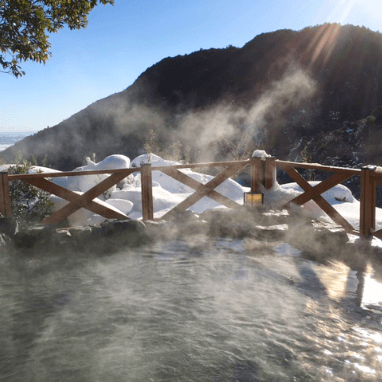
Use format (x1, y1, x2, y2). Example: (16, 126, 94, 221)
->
(131, 153, 244, 200)
(110, 184, 184, 214)
(131, 153, 179, 168)
(73, 155, 131, 197)
(252, 150, 271, 160)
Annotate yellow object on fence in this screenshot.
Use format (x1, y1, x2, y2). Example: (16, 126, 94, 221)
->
(244, 192, 263, 207)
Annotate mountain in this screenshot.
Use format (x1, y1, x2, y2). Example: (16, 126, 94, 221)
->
(3, 23, 382, 178)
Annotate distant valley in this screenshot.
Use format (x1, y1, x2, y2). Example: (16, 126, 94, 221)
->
(0, 132, 36, 153)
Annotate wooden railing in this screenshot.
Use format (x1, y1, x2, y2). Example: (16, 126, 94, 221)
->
(0, 157, 380, 239)
(275, 160, 361, 235)
(0, 159, 257, 226)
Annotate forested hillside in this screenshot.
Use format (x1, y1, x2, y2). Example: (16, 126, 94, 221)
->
(3, 23, 382, 172)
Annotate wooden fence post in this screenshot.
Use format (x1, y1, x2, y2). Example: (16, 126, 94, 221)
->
(360, 166, 376, 238)
(141, 163, 154, 221)
(251, 157, 263, 193)
(264, 157, 276, 189)
(0, 172, 12, 217)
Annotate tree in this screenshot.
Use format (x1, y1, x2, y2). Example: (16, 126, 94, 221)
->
(7, 159, 53, 226)
(0, 0, 114, 77)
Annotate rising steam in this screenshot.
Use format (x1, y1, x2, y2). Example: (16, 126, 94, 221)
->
(178, 67, 317, 161)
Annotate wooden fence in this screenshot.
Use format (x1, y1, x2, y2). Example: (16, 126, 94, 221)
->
(0, 157, 380, 239)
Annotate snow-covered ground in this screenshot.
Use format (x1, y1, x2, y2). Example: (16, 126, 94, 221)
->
(3, 152, 382, 241)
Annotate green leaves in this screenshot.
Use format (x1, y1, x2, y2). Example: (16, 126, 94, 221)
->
(8, 162, 54, 226)
(0, 0, 114, 77)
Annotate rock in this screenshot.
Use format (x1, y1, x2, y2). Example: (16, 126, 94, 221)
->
(286, 220, 349, 262)
(0, 217, 18, 237)
(143, 220, 177, 242)
(100, 219, 145, 236)
(164, 210, 200, 224)
(67, 226, 93, 248)
(54, 229, 73, 247)
(13, 225, 54, 250)
(200, 208, 269, 238)
(99, 219, 148, 248)
(250, 224, 288, 241)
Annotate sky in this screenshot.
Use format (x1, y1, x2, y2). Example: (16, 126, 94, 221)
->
(1, 0, 382, 133)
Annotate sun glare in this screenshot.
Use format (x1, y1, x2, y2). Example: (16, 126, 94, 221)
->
(326, 0, 382, 29)
(327, 0, 356, 24)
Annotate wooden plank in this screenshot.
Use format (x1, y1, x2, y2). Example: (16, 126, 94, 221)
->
(278, 164, 311, 190)
(0, 172, 12, 217)
(313, 196, 357, 234)
(160, 167, 240, 209)
(360, 171, 368, 237)
(40, 172, 129, 225)
(288, 172, 353, 206)
(371, 178, 377, 232)
(9, 167, 136, 180)
(265, 157, 276, 189)
(277, 160, 361, 175)
(0, 172, 5, 217)
(151, 159, 250, 172)
(251, 157, 263, 193)
(360, 168, 376, 237)
(8, 159, 360, 181)
(25, 177, 127, 221)
(281, 165, 356, 233)
(162, 163, 246, 219)
(201, 163, 247, 191)
(141, 164, 154, 221)
(9, 161, 251, 180)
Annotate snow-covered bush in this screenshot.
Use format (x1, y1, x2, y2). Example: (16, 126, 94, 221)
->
(7, 163, 53, 225)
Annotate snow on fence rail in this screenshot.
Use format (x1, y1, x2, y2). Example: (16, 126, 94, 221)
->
(0, 157, 380, 239)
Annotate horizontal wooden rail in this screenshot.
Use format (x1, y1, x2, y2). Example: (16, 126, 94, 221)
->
(8, 168, 137, 180)
(8, 160, 252, 180)
(276, 160, 361, 175)
(150, 159, 251, 172)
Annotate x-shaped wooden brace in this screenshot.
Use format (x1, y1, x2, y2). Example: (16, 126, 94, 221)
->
(161, 163, 247, 219)
(24, 171, 131, 226)
(280, 164, 357, 234)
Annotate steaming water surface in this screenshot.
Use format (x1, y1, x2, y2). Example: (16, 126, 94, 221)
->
(1, 237, 382, 381)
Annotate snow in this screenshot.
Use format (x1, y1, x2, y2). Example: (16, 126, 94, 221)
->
(252, 150, 271, 160)
(274, 243, 302, 257)
(69, 155, 132, 198)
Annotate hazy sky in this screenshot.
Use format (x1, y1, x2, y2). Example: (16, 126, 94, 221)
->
(1, 0, 381, 133)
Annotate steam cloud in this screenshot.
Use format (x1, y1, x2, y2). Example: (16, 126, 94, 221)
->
(178, 67, 317, 162)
